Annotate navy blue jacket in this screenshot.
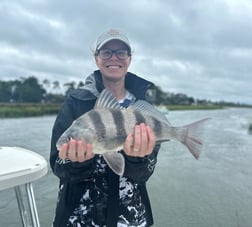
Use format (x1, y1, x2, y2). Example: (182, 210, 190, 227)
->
(50, 70, 160, 226)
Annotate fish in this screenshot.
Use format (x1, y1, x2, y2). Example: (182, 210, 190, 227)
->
(56, 88, 210, 176)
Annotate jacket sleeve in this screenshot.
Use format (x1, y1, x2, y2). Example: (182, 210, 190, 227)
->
(122, 144, 160, 183)
(50, 96, 96, 183)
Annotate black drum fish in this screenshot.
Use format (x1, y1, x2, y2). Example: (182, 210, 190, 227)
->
(57, 89, 210, 176)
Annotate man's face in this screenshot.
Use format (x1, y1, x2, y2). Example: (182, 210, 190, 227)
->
(95, 40, 131, 83)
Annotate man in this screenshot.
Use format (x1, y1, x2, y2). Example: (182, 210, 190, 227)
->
(50, 29, 160, 227)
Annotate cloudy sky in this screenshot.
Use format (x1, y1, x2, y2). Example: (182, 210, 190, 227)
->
(0, 0, 251, 104)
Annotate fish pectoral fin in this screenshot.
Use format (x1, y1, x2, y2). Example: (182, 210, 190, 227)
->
(103, 152, 125, 176)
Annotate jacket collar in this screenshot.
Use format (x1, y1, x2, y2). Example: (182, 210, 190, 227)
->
(70, 70, 154, 101)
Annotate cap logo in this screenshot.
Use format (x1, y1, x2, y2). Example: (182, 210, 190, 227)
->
(107, 29, 120, 36)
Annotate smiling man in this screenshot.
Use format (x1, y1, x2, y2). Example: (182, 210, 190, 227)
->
(50, 29, 160, 227)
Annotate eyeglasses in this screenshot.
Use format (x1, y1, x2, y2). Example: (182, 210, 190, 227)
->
(96, 48, 130, 60)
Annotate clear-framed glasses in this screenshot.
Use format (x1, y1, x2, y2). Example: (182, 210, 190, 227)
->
(97, 48, 130, 60)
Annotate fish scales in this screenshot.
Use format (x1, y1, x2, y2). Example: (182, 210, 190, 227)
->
(114, 108, 165, 141)
(133, 110, 146, 125)
(99, 108, 127, 147)
(66, 108, 170, 151)
(131, 110, 162, 139)
(98, 108, 140, 140)
(110, 109, 127, 137)
(87, 108, 165, 151)
(88, 109, 121, 145)
(122, 109, 139, 134)
(150, 116, 163, 139)
(87, 110, 106, 141)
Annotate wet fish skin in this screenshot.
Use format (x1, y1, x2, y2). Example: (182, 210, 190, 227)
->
(56, 89, 210, 175)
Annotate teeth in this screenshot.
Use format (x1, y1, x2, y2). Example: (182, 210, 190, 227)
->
(107, 65, 120, 68)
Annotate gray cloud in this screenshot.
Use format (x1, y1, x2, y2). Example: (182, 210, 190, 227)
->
(0, 0, 251, 104)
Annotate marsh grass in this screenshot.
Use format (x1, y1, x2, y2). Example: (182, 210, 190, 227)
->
(165, 104, 224, 111)
(0, 103, 61, 118)
(0, 103, 247, 118)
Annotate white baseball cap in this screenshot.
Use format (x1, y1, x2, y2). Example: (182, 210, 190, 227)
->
(93, 29, 131, 53)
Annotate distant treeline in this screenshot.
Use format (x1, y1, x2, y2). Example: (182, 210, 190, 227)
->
(0, 76, 251, 107)
(0, 76, 83, 104)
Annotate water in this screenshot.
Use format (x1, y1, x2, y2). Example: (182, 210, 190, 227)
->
(0, 108, 252, 227)
(0, 116, 58, 227)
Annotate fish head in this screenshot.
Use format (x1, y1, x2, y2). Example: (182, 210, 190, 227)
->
(56, 126, 96, 150)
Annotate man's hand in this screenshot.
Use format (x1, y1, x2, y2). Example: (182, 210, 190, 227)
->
(58, 139, 94, 162)
(123, 123, 156, 157)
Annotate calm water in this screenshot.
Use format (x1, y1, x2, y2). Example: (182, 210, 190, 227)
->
(0, 108, 252, 227)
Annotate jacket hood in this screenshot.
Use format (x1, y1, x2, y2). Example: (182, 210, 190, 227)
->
(70, 70, 154, 101)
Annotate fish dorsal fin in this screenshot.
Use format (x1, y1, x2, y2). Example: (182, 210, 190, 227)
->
(130, 100, 172, 125)
(95, 88, 123, 110)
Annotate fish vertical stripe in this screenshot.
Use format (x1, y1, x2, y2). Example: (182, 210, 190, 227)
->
(88, 110, 106, 140)
(110, 109, 127, 137)
(134, 111, 146, 125)
(152, 116, 162, 137)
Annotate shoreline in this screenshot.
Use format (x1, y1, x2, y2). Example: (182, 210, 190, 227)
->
(0, 103, 61, 118)
(1, 103, 251, 118)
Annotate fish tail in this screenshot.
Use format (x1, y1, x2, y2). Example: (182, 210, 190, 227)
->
(180, 118, 211, 159)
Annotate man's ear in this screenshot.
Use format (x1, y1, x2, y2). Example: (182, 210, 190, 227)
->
(129, 56, 132, 64)
(94, 56, 99, 66)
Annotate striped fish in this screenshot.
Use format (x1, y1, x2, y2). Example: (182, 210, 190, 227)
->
(56, 89, 210, 176)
